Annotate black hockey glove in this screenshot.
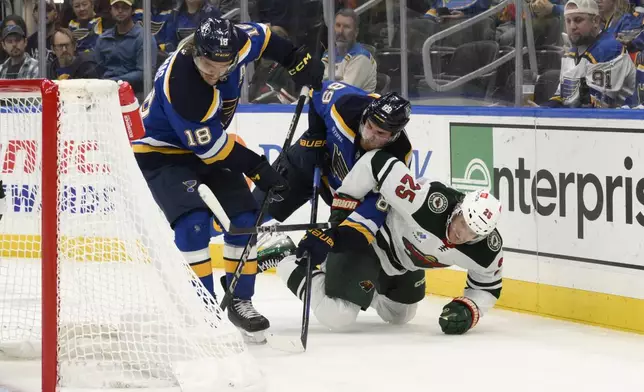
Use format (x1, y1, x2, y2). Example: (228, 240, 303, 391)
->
(246, 156, 289, 194)
(287, 46, 324, 90)
(439, 297, 480, 335)
(295, 228, 335, 268)
(0, 180, 6, 222)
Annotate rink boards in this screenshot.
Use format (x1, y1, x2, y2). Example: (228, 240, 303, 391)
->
(2, 105, 644, 333)
(225, 106, 644, 333)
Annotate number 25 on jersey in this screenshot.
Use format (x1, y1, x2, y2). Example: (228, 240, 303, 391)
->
(395, 174, 420, 202)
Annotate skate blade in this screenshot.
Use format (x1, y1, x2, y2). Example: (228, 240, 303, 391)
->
(238, 328, 268, 345)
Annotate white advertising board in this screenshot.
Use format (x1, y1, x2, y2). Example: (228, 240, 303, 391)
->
(3, 103, 643, 300)
(445, 116, 644, 299)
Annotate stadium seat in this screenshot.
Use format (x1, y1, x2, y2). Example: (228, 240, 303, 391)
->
(534, 69, 561, 105)
(376, 73, 391, 94)
(431, 40, 500, 99)
(535, 46, 564, 73)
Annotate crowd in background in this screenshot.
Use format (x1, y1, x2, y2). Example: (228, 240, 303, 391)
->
(1, 0, 644, 107)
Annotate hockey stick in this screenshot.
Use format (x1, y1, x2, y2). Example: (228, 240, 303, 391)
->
(198, 185, 335, 235)
(216, 86, 310, 312)
(262, 166, 321, 353)
(300, 166, 321, 350)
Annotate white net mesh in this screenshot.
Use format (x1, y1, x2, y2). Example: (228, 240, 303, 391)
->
(0, 80, 262, 391)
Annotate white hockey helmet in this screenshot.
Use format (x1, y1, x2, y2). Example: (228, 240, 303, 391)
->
(460, 189, 502, 236)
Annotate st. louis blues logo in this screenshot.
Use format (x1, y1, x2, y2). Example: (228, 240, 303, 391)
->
(183, 180, 197, 193)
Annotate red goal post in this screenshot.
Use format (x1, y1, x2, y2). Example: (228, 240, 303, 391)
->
(0, 79, 262, 392)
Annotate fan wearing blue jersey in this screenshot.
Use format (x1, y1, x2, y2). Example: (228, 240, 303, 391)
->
(133, 17, 323, 338)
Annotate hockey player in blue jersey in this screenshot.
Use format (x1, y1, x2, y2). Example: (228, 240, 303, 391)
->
(133, 17, 323, 337)
(253, 81, 413, 278)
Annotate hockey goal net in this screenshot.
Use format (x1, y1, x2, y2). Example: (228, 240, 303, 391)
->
(0, 79, 262, 391)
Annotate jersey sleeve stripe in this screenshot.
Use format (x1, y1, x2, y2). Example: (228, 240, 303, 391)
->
(330, 104, 356, 141)
(237, 38, 253, 64)
(404, 149, 412, 166)
(134, 137, 183, 148)
(201, 135, 236, 164)
(200, 88, 221, 122)
(258, 23, 272, 58)
(162, 52, 179, 103)
(371, 152, 398, 188)
(132, 145, 192, 154)
(348, 212, 379, 234)
(339, 219, 376, 242)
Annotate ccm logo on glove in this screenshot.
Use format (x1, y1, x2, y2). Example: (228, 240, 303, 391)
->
(288, 52, 312, 75)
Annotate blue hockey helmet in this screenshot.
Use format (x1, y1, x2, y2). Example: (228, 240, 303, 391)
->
(194, 17, 240, 65)
(362, 92, 411, 135)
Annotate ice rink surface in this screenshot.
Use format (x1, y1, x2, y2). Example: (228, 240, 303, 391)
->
(2, 274, 643, 392)
(249, 275, 644, 392)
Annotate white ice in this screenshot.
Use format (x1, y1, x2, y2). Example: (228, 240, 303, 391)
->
(2, 274, 643, 392)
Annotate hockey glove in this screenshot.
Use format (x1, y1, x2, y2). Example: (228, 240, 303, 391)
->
(295, 228, 335, 268)
(287, 46, 324, 90)
(246, 156, 289, 194)
(438, 297, 480, 335)
(0, 180, 6, 222)
(330, 193, 360, 224)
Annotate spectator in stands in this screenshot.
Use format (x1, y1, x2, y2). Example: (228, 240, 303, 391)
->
(94, 0, 157, 93)
(0, 25, 39, 79)
(425, 0, 491, 20)
(165, 0, 221, 50)
(214, 0, 259, 20)
(69, 0, 105, 53)
(541, 0, 635, 107)
(26, 1, 59, 63)
(322, 9, 377, 92)
(48, 27, 99, 80)
(133, 0, 174, 55)
(0, 15, 28, 65)
(497, 0, 563, 47)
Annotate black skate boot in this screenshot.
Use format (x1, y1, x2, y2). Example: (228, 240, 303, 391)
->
(257, 234, 296, 273)
(228, 298, 270, 344)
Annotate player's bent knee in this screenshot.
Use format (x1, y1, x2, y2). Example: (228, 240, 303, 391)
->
(174, 210, 211, 252)
(380, 303, 418, 325)
(373, 294, 418, 325)
(224, 211, 257, 246)
(313, 296, 360, 330)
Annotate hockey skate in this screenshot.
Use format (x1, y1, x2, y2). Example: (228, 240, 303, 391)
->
(228, 298, 270, 344)
(257, 234, 296, 273)
(218, 275, 270, 343)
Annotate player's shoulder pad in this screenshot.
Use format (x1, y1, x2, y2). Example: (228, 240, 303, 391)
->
(234, 22, 270, 64)
(428, 181, 464, 208)
(458, 229, 504, 269)
(334, 93, 372, 118)
(588, 33, 626, 63)
(383, 131, 413, 165)
(167, 52, 219, 123)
